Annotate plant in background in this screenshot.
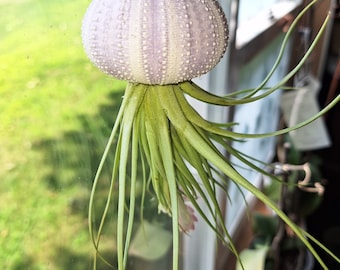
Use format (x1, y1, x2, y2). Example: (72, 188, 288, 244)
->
(236, 137, 327, 270)
(81, 0, 340, 269)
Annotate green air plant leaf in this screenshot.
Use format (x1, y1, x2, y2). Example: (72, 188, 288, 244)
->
(81, 0, 340, 270)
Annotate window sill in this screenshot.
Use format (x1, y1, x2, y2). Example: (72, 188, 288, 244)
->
(232, 1, 302, 65)
(237, 1, 302, 48)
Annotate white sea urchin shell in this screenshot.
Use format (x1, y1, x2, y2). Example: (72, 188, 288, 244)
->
(82, 0, 228, 85)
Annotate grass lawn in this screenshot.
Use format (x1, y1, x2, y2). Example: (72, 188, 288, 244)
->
(0, 0, 127, 269)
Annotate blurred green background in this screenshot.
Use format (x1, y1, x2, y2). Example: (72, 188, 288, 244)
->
(0, 0, 128, 269)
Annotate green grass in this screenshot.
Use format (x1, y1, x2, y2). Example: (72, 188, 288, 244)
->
(0, 0, 127, 269)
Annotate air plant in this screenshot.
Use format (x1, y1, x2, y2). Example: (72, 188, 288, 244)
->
(81, 0, 340, 269)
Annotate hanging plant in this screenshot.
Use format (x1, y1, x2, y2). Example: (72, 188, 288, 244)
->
(81, 0, 340, 269)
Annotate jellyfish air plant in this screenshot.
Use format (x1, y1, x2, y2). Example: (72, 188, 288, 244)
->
(82, 0, 340, 269)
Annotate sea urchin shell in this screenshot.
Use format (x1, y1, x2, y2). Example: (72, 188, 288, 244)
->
(82, 0, 229, 85)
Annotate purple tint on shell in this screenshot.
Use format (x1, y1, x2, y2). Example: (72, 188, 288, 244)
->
(82, 0, 229, 85)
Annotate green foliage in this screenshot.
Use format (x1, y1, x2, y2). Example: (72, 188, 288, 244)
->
(0, 0, 127, 269)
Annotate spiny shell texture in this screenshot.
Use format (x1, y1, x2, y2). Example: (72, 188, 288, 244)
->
(82, 0, 228, 85)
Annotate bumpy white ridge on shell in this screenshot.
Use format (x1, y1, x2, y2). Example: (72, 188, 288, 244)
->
(82, 0, 228, 85)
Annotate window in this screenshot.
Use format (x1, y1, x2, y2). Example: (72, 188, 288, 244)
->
(1, 1, 307, 270)
(184, 1, 304, 269)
